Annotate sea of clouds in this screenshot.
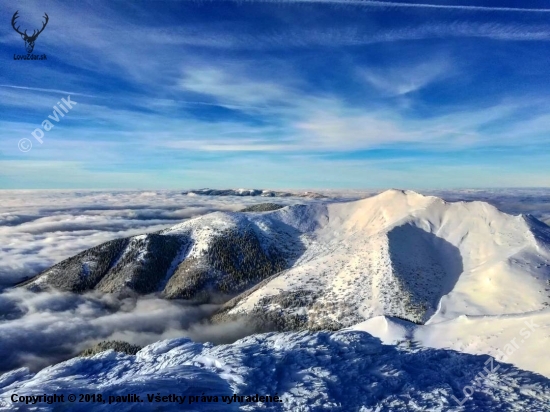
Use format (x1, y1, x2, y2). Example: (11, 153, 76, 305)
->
(1, 188, 550, 374)
(0, 288, 258, 373)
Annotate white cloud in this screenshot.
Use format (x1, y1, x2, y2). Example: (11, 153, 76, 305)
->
(178, 66, 294, 107)
(0, 85, 95, 98)
(198, 0, 550, 14)
(295, 112, 413, 148)
(0, 288, 257, 373)
(360, 59, 452, 96)
(306, 0, 550, 13)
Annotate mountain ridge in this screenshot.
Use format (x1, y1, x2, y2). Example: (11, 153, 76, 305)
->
(182, 188, 327, 199)
(23, 190, 550, 328)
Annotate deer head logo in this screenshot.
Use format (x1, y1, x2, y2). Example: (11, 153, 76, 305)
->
(11, 11, 49, 54)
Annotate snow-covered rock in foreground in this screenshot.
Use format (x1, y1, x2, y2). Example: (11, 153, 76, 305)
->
(2, 330, 550, 411)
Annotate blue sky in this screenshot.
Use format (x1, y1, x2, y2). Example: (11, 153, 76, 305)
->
(1, 0, 550, 189)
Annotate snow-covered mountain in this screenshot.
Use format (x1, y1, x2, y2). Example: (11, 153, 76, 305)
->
(25, 188, 550, 324)
(2, 329, 549, 411)
(217, 190, 550, 325)
(22, 190, 550, 377)
(22, 208, 306, 301)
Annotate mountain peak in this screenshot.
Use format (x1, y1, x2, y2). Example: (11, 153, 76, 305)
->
(383, 188, 420, 195)
(377, 188, 439, 202)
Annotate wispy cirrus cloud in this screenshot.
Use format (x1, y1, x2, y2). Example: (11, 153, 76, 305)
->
(220, 0, 550, 13)
(301, 0, 550, 13)
(178, 66, 294, 107)
(0, 85, 96, 98)
(359, 58, 453, 96)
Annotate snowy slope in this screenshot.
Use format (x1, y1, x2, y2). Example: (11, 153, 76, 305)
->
(213, 190, 550, 378)
(2, 329, 550, 411)
(354, 310, 550, 379)
(224, 189, 550, 328)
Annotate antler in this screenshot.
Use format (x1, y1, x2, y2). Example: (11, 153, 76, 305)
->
(11, 11, 27, 37)
(11, 11, 48, 40)
(32, 13, 49, 38)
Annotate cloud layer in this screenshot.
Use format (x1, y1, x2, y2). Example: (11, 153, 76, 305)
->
(0, 288, 259, 373)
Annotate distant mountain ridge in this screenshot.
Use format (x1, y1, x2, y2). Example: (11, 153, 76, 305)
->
(182, 188, 327, 198)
